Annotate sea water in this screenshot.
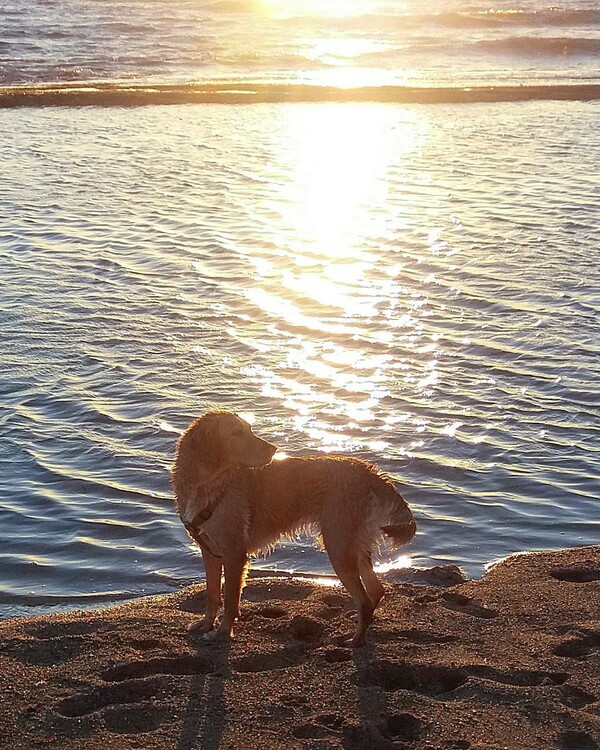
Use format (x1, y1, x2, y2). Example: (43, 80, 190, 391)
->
(0, 0, 599, 618)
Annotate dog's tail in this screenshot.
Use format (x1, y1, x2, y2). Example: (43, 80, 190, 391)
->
(369, 471, 417, 547)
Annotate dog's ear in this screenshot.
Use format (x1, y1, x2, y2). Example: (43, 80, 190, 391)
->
(191, 417, 222, 472)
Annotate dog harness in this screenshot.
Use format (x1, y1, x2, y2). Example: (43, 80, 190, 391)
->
(184, 504, 223, 559)
(182, 470, 235, 559)
(182, 467, 256, 559)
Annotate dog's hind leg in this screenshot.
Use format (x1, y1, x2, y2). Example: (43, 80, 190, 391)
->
(332, 556, 375, 648)
(359, 552, 385, 609)
(189, 547, 223, 634)
(322, 529, 375, 647)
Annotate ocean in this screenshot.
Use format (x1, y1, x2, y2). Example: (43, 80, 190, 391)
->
(0, 0, 599, 619)
(3, 0, 600, 90)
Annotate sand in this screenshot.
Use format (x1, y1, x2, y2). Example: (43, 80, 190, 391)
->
(3, 83, 600, 108)
(0, 545, 598, 750)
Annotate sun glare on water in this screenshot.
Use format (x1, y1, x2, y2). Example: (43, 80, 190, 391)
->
(258, 0, 378, 18)
(235, 104, 436, 455)
(277, 105, 418, 259)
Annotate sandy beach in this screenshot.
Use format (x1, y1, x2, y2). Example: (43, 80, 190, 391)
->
(1, 544, 598, 750)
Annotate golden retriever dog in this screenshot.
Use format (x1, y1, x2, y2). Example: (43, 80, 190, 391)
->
(171, 411, 416, 647)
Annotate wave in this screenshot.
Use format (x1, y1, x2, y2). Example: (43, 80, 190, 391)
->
(471, 36, 600, 56)
(423, 8, 600, 30)
(206, 1, 600, 28)
(247, 7, 600, 30)
(353, 35, 600, 62)
(2, 81, 600, 107)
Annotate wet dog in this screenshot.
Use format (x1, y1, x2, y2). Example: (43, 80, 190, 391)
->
(171, 411, 416, 646)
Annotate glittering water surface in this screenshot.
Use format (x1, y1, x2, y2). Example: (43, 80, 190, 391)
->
(2, 0, 600, 88)
(1, 101, 599, 617)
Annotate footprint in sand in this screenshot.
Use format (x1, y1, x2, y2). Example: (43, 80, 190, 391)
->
(553, 629, 600, 659)
(550, 563, 600, 583)
(102, 701, 172, 735)
(560, 730, 599, 750)
(321, 647, 353, 663)
(374, 628, 460, 645)
(440, 592, 499, 619)
(354, 662, 468, 696)
(319, 593, 352, 609)
(292, 723, 332, 740)
(287, 615, 325, 643)
(101, 654, 215, 681)
(558, 684, 598, 710)
(341, 712, 430, 750)
(55, 677, 174, 736)
(5, 620, 117, 666)
(243, 581, 314, 602)
(383, 713, 428, 742)
(465, 665, 568, 687)
(53, 654, 216, 735)
(354, 661, 568, 696)
(232, 644, 306, 673)
(128, 637, 163, 650)
(255, 604, 287, 619)
(1, 636, 84, 666)
(56, 676, 168, 718)
(291, 712, 345, 740)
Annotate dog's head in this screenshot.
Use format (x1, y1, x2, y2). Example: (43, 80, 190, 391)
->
(179, 411, 277, 473)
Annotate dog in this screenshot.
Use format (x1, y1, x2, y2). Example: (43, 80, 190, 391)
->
(171, 411, 416, 646)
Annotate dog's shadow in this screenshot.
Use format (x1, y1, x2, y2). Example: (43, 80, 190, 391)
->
(177, 638, 231, 750)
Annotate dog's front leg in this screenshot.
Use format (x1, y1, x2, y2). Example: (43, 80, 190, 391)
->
(188, 547, 223, 634)
(211, 552, 248, 640)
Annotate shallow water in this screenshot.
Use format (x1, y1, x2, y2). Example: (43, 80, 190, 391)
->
(1, 100, 599, 618)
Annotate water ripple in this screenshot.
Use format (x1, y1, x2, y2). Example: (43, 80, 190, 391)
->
(0, 100, 599, 615)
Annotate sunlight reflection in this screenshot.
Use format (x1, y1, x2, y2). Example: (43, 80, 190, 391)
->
(156, 420, 180, 434)
(299, 576, 340, 588)
(281, 271, 381, 317)
(304, 38, 390, 64)
(259, 0, 378, 19)
(278, 105, 412, 257)
(375, 554, 412, 573)
(240, 105, 433, 452)
(245, 287, 361, 335)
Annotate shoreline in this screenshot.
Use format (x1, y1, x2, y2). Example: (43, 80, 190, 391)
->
(2, 82, 600, 108)
(0, 562, 467, 623)
(1, 544, 598, 749)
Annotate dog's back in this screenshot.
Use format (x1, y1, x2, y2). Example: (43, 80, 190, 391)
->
(244, 455, 415, 555)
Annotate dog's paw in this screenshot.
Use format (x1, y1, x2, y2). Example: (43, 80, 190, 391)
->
(203, 627, 232, 644)
(335, 632, 367, 649)
(187, 618, 215, 635)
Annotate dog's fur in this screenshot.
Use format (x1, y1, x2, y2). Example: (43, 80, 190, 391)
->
(171, 411, 416, 646)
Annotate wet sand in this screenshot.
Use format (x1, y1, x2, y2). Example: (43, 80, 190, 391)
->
(2, 82, 600, 108)
(1, 545, 598, 750)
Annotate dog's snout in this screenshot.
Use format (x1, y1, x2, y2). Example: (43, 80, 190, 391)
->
(260, 438, 277, 460)
(243, 434, 278, 468)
